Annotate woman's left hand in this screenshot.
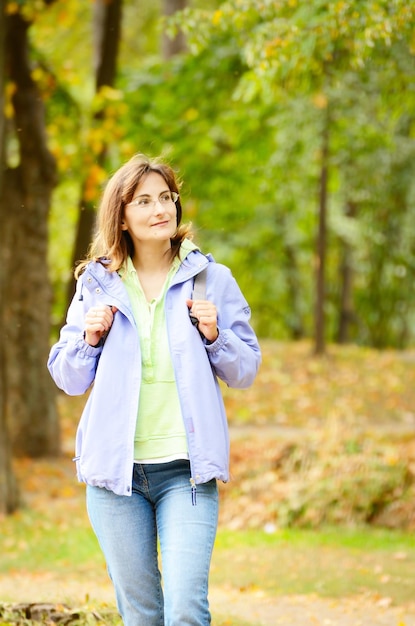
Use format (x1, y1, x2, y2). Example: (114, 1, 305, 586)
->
(186, 299, 219, 343)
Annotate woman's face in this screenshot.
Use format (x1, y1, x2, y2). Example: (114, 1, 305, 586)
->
(121, 172, 178, 246)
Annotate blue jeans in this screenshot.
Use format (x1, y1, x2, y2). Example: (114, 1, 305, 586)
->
(86, 460, 218, 626)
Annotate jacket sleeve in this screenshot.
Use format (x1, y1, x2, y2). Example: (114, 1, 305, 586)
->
(204, 263, 261, 388)
(47, 278, 102, 395)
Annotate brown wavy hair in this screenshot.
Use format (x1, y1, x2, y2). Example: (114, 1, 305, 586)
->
(75, 154, 192, 277)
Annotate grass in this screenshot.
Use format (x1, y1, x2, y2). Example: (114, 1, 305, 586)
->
(213, 527, 415, 603)
(2, 497, 415, 605)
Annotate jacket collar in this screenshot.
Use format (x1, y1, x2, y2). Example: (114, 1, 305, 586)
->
(82, 246, 212, 292)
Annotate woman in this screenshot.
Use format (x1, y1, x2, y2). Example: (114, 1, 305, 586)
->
(48, 154, 261, 626)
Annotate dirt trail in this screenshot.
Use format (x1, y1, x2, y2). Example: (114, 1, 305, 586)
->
(211, 586, 415, 625)
(1, 572, 415, 625)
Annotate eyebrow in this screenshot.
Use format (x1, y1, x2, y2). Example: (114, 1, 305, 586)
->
(135, 189, 170, 198)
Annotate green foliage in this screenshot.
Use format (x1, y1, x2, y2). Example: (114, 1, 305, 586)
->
(26, 0, 415, 345)
(170, 0, 415, 346)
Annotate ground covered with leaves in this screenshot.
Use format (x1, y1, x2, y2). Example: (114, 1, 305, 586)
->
(219, 340, 415, 532)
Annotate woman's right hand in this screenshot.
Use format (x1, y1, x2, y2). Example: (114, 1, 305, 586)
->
(84, 305, 118, 346)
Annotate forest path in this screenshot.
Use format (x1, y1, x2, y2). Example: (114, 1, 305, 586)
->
(1, 572, 415, 625)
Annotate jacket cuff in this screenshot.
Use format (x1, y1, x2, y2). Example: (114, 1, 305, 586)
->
(75, 335, 103, 357)
(205, 328, 226, 353)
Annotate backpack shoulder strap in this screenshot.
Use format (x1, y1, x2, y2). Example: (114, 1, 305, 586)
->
(189, 268, 207, 328)
(192, 267, 207, 301)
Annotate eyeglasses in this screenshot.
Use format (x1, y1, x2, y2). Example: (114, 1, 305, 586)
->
(127, 191, 179, 209)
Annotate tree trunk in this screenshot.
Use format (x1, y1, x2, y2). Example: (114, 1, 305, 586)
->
(161, 0, 187, 59)
(63, 0, 123, 316)
(0, 348, 19, 514)
(282, 227, 305, 340)
(2, 10, 59, 457)
(336, 201, 357, 343)
(0, 0, 19, 514)
(0, 328, 19, 513)
(314, 110, 330, 355)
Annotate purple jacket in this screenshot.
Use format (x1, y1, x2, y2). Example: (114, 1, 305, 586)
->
(47, 249, 261, 496)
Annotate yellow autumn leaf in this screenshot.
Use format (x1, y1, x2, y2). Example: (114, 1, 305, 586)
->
(6, 2, 19, 15)
(31, 67, 44, 83)
(84, 164, 106, 202)
(312, 92, 328, 109)
(98, 85, 123, 102)
(185, 108, 199, 121)
(212, 10, 222, 26)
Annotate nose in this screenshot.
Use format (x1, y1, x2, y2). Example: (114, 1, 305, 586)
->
(153, 199, 166, 214)
(154, 198, 166, 215)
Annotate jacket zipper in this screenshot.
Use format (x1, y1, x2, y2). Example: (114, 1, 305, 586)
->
(85, 261, 207, 501)
(190, 477, 197, 506)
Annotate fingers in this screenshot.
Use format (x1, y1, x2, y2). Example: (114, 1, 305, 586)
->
(187, 299, 218, 341)
(84, 305, 117, 346)
(85, 305, 115, 333)
(187, 299, 217, 326)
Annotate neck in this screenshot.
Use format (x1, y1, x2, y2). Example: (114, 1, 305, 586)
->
(132, 241, 173, 273)
(131, 243, 174, 302)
